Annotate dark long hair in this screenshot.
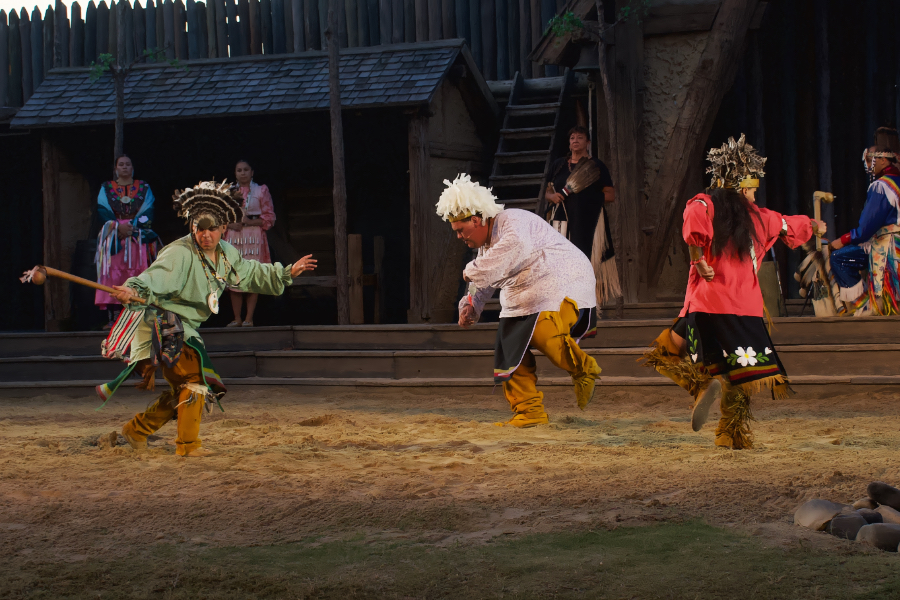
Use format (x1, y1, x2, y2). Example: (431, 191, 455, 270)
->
(708, 187, 762, 261)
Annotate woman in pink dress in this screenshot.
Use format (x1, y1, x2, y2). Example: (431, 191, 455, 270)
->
(224, 159, 277, 327)
(94, 155, 160, 328)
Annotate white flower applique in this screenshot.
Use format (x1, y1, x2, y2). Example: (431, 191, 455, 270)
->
(138, 215, 149, 224)
(726, 346, 771, 367)
(764, 347, 772, 355)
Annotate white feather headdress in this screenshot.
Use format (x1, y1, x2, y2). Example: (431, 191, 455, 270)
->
(435, 174, 504, 222)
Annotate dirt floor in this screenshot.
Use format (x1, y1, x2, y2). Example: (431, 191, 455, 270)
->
(3, 385, 900, 598)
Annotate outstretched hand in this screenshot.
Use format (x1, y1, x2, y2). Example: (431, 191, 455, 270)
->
(290, 254, 318, 278)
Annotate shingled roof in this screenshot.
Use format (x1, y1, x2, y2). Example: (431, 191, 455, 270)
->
(11, 39, 493, 128)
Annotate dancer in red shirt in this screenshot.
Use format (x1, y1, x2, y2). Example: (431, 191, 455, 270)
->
(643, 135, 825, 449)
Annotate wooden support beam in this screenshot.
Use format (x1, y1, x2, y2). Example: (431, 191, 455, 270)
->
(70, 3, 84, 66)
(238, 0, 251, 53)
(133, 0, 146, 60)
(390, 0, 402, 43)
(643, 0, 760, 288)
(271, 0, 285, 53)
(283, 0, 293, 50)
(373, 235, 385, 324)
(8, 10, 21, 107)
(20, 9, 33, 102)
(303, 0, 319, 49)
(226, 0, 240, 56)
(31, 7, 44, 80)
(97, 1, 108, 55)
(348, 233, 364, 324)
(345, 0, 357, 46)
(610, 19, 643, 303)
(0, 11, 8, 107)
(204, 0, 216, 56)
(407, 112, 430, 323)
(414, 0, 425, 41)
(215, 0, 227, 56)
(403, 0, 413, 42)
(155, 0, 164, 50)
(85, 1, 97, 62)
(292, 0, 303, 50)
(356, 0, 367, 45)
(427, 0, 439, 41)
(124, 0, 135, 63)
(109, 0, 117, 59)
(480, 0, 495, 79)
(41, 137, 68, 332)
(378, 0, 389, 44)
(54, 1, 68, 67)
(163, 0, 175, 58)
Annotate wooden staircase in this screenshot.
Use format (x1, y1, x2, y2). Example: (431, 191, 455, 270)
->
(488, 70, 575, 214)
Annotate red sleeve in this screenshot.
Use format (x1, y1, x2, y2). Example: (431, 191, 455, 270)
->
(758, 207, 813, 251)
(257, 185, 276, 231)
(682, 194, 714, 248)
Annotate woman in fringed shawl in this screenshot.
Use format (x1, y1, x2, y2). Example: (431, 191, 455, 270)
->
(94, 155, 161, 328)
(642, 135, 825, 449)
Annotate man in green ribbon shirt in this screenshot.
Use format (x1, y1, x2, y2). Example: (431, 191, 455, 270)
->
(103, 181, 317, 457)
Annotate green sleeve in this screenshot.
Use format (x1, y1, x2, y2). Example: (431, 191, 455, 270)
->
(124, 244, 192, 307)
(229, 244, 293, 296)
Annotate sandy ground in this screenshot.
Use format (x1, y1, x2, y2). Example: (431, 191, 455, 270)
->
(2, 385, 900, 566)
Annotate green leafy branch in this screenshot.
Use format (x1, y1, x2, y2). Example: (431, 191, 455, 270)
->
(89, 47, 187, 81)
(546, 0, 652, 43)
(546, 12, 584, 37)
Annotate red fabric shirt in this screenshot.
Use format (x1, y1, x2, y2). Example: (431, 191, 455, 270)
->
(680, 193, 814, 318)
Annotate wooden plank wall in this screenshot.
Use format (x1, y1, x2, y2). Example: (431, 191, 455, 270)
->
(0, 0, 556, 107)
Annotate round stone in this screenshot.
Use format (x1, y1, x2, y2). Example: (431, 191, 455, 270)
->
(856, 523, 900, 551)
(794, 499, 846, 531)
(867, 482, 900, 511)
(827, 513, 868, 540)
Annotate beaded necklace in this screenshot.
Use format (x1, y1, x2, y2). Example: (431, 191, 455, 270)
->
(193, 238, 230, 314)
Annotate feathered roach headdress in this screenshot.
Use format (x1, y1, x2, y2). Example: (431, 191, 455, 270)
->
(435, 174, 504, 222)
(706, 134, 767, 190)
(173, 180, 244, 228)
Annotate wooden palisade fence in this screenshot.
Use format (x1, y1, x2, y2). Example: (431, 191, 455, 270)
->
(1, 0, 565, 107)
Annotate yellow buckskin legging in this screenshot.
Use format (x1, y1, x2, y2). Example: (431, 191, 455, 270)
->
(122, 347, 206, 456)
(502, 298, 602, 427)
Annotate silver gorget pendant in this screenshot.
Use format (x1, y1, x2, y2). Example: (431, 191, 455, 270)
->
(208, 292, 220, 314)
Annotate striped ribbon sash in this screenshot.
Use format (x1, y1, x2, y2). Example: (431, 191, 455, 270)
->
(100, 308, 145, 362)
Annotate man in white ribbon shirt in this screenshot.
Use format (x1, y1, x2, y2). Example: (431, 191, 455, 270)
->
(438, 174, 603, 427)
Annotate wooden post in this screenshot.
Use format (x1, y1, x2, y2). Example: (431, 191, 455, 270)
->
(109, 0, 117, 59)
(215, 0, 227, 56)
(155, 0, 164, 49)
(373, 235, 385, 323)
(426, 0, 439, 40)
(365, 0, 376, 44)
(8, 10, 22, 107)
(291, 0, 303, 50)
(414, 0, 425, 41)
(31, 7, 43, 84)
(495, 0, 508, 79)
(348, 233, 364, 323)
(163, 0, 174, 58)
(378, 0, 389, 44)
(238, 0, 251, 54)
(19, 10, 32, 102)
(480, 0, 494, 79)
(507, 0, 517, 75)
(326, 0, 350, 324)
(70, 3, 84, 66)
(114, 0, 125, 158)
(529, 0, 540, 77)
(643, 0, 759, 287)
(403, 0, 413, 42)
(356, 0, 367, 46)
(317, 0, 326, 49)
(225, 0, 239, 56)
(454, 0, 466, 44)
(133, 0, 146, 57)
(42, 136, 67, 331)
(186, 0, 200, 57)
(0, 11, 8, 107)
(248, 0, 261, 52)
(540, 0, 555, 76)
(197, 1, 208, 55)
(271, 0, 285, 52)
(441, 0, 453, 38)
(174, 0, 187, 58)
(468, 0, 481, 72)
(517, 0, 529, 77)
(85, 1, 97, 62)
(43, 8, 54, 75)
(345, 0, 357, 46)
(260, 0, 273, 52)
(283, 0, 293, 50)
(203, 0, 215, 55)
(303, 0, 318, 49)
(124, 0, 135, 63)
(609, 19, 643, 304)
(814, 0, 834, 236)
(391, 0, 402, 43)
(336, 0, 345, 47)
(97, 1, 108, 55)
(55, 1, 68, 67)
(407, 112, 430, 323)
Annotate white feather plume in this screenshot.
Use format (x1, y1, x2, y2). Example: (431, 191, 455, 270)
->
(435, 174, 504, 221)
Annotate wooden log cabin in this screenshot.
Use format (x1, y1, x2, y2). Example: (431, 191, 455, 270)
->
(3, 0, 900, 330)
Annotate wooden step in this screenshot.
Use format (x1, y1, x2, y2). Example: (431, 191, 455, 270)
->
(499, 126, 555, 139)
(495, 150, 550, 164)
(5, 375, 900, 398)
(496, 198, 540, 210)
(489, 173, 545, 187)
(4, 342, 899, 384)
(505, 102, 560, 116)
